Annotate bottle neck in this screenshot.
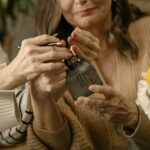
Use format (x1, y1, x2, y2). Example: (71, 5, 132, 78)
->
(64, 56, 81, 70)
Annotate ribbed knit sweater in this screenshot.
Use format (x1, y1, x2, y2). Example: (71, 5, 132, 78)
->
(1, 16, 150, 150)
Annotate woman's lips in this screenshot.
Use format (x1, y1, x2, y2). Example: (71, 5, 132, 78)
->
(75, 7, 97, 17)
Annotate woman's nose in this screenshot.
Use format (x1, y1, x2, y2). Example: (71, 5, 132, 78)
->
(75, 0, 87, 5)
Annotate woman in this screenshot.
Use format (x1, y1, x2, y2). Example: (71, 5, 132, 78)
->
(1, 0, 150, 149)
(28, 0, 150, 150)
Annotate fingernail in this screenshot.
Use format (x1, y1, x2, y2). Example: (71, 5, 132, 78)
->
(77, 96, 84, 101)
(71, 31, 77, 38)
(67, 36, 72, 43)
(75, 101, 78, 105)
(89, 85, 94, 89)
(60, 40, 66, 46)
(75, 27, 80, 31)
(67, 36, 75, 44)
(75, 99, 82, 106)
(70, 46, 77, 56)
(72, 45, 78, 51)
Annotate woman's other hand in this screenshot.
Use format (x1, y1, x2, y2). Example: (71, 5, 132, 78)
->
(28, 37, 72, 131)
(76, 85, 139, 129)
(7, 34, 72, 88)
(30, 63, 68, 102)
(29, 65, 68, 132)
(68, 28, 100, 62)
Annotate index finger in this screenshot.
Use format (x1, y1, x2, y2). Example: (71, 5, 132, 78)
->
(75, 27, 97, 42)
(21, 34, 60, 46)
(89, 85, 116, 98)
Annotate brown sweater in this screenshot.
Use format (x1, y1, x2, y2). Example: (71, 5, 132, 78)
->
(27, 16, 150, 150)
(2, 16, 150, 150)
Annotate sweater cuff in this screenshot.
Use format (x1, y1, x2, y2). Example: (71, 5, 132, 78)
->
(122, 107, 150, 144)
(0, 90, 21, 131)
(33, 117, 71, 150)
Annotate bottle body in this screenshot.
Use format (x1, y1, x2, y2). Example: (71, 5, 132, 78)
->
(65, 57, 103, 100)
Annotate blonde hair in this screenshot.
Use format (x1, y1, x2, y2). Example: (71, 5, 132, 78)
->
(36, 0, 61, 35)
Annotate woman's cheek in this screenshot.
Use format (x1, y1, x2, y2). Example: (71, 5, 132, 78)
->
(58, 0, 73, 12)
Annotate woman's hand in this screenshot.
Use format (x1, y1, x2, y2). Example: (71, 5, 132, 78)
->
(76, 85, 139, 129)
(6, 34, 72, 88)
(29, 67, 67, 131)
(29, 39, 72, 131)
(30, 63, 67, 102)
(68, 28, 100, 62)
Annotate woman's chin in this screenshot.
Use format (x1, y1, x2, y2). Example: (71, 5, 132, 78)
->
(75, 20, 95, 29)
(74, 14, 101, 29)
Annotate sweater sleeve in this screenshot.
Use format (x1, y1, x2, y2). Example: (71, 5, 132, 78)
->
(123, 79, 150, 148)
(123, 107, 150, 148)
(0, 62, 33, 146)
(27, 97, 94, 150)
(32, 117, 71, 150)
(0, 85, 33, 146)
(0, 90, 20, 131)
(132, 80, 150, 147)
(123, 16, 150, 148)
(0, 62, 20, 131)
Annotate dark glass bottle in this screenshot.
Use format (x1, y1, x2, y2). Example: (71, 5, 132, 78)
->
(65, 56, 103, 100)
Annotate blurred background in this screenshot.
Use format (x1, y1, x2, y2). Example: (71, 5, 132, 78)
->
(0, 0, 150, 62)
(0, 0, 36, 62)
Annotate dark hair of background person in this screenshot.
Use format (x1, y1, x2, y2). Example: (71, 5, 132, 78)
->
(35, 0, 148, 59)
